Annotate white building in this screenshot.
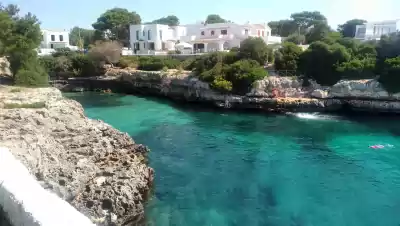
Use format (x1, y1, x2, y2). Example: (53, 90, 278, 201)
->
(182, 22, 278, 52)
(355, 20, 400, 41)
(129, 22, 282, 54)
(38, 29, 78, 56)
(129, 24, 187, 54)
(40, 29, 70, 49)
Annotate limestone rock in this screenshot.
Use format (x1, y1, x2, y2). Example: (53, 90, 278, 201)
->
(330, 79, 400, 100)
(249, 76, 305, 97)
(0, 86, 154, 225)
(311, 89, 329, 99)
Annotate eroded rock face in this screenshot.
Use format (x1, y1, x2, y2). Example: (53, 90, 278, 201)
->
(0, 86, 154, 225)
(249, 76, 305, 97)
(330, 79, 400, 100)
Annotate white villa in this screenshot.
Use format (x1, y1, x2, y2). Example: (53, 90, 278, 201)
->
(38, 29, 78, 56)
(129, 24, 187, 54)
(129, 22, 282, 54)
(355, 20, 400, 41)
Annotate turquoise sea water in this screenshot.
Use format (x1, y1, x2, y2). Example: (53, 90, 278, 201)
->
(65, 92, 400, 226)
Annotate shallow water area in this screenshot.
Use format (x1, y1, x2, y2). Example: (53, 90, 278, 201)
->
(65, 92, 400, 226)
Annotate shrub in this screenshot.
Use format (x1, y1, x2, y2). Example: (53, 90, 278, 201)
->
(51, 48, 78, 58)
(70, 54, 100, 77)
(39, 56, 56, 73)
(378, 57, 400, 93)
(88, 40, 122, 66)
(137, 61, 165, 71)
(336, 58, 376, 80)
(239, 37, 270, 65)
(211, 77, 232, 93)
(299, 41, 351, 86)
(14, 70, 48, 87)
(118, 56, 139, 68)
(14, 57, 49, 87)
(199, 62, 224, 83)
(161, 58, 181, 69)
(274, 42, 303, 72)
(225, 59, 268, 94)
(181, 57, 197, 70)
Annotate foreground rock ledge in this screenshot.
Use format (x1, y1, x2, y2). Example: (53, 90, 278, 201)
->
(0, 86, 154, 225)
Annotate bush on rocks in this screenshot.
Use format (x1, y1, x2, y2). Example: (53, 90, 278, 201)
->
(14, 58, 48, 87)
(378, 57, 400, 93)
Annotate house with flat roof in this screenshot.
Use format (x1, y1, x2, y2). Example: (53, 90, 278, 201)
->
(38, 29, 77, 56)
(129, 22, 282, 54)
(355, 20, 400, 41)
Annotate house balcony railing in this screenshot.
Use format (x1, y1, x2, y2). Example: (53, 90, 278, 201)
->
(180, 34, 235, 42)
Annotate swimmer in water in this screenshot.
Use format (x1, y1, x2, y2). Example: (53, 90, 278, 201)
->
(370, 144, 385, 149)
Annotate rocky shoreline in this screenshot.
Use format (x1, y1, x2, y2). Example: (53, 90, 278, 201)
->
(53, 69, 400, 114)
(0, 86, 154, 225)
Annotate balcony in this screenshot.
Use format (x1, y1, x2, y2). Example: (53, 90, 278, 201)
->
(180, 34, 234, 43)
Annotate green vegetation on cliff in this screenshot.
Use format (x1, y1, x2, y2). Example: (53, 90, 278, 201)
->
(0, 4, 48, 87)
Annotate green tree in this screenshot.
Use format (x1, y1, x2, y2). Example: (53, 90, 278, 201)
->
(305, 22, 331, 44)
(239, 37, 270, 65)
(151, 15, 179, 26)
(205, 14, 227, 24)
(336, 37, 360, 56)
(375, 33, 400, 74)
(338, 19, 366, 37)
(285, 33, 306, 44)
(378, 56, 400, 93)
(268, 20, 298, 37)
(69, 26, 95, 49)
(299, 41, 351, 85)
(225, 59, 267, 94)
(0, 4, 48, 86)
(92, 8, 141, 47)
(274, 42, 303, 71)
(291, 11, 327, 32)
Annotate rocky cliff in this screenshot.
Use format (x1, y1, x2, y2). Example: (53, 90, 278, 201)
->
(0, 86, 154, 225)
(55, 68, 400, 113)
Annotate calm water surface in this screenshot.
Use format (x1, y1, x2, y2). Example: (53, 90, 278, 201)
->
(66, 92, 400, 226)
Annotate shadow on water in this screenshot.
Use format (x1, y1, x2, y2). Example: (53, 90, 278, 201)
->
(63, 92, 132, 108)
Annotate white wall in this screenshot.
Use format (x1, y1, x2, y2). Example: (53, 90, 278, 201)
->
(355, 20, 400, 40)
(0, 147, 95, 226)
(129, 24, 187, 52)
(41, 30, 70, 49)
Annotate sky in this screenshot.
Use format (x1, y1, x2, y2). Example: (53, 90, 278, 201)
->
(2, 0, 399, 31)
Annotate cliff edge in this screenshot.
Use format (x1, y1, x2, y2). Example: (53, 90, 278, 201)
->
(0, 86, 154, 225)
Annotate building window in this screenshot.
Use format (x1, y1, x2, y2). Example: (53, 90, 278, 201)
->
(211, 30, 215, 36)
(143, 42, 146, 49)
(143, 30, 145, 36)
(159, 30, 163, 39)
(136, 30, 139, 40)
(221, 30, 227, 35)
(201, 31, 205, 35)
(59, 35, 63, 41)
(262, 31, 265, 36)
(148, 30, 151, 40)
(244, 29, 249, 35)
(149, 42, 155, 50)
(356, 27, 366, 37)
(258, 30, 260, 36)
(266, 32, 269, 36)
(51, 35, 55, 41)
(50, 44, 54, 49)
